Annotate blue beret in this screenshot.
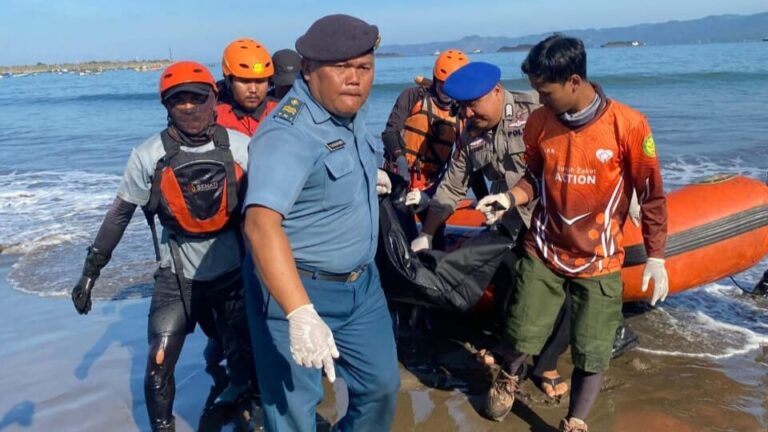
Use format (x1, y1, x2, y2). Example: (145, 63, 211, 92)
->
(296, 14, 379, 62)
(443, 62, 502, 102)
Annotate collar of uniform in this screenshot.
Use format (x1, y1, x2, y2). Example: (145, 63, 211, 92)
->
(292, 79, 331, 125)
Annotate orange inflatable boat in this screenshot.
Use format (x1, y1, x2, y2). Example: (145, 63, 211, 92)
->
(440, 174, 768, 305)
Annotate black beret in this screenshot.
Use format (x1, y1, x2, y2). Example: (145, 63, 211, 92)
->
(296, 14, 379, 62)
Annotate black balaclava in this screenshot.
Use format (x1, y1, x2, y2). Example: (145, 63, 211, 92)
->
(162, 83, 217, 146)
(431, 80, 454, 109)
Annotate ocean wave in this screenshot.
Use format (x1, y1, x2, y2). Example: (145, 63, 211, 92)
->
(660, 156, 767, 189)
(633, 282, 768, 359)
(372, 71, 768, 90)
(7, 71, 766, 106)
(0, 170, 120, 253)
(7, 92, 156, 106)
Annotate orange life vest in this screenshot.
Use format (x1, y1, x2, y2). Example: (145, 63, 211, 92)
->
(402, 94, 458, 190)
(216, 98, 278, 137)
(144, 125, 244, 238)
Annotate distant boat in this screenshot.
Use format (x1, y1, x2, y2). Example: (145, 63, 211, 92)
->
(601, 40, 646, 48)
(472, 48, 482, 54)
(433, 50, 440, 56)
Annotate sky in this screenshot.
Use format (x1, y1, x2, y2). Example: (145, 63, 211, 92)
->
(1, 0, 766, 65)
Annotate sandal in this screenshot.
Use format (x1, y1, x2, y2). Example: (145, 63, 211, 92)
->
(531, 374, 568, 400)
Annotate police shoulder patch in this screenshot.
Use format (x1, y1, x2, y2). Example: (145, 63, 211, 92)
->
(274, 97, 305, 124)
(642, 134, 657, 158)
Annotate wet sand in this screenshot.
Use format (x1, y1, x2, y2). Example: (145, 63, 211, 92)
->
(1, 253, 766, 431)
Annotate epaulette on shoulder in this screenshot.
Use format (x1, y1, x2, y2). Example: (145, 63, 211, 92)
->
(273, 97, 305, 125)
(508, 89, 540, 105)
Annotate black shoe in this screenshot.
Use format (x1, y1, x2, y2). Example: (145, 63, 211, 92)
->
(151, 418, 175, 432)
(753, 270, 768, 296)
(611, 323, 639, 359)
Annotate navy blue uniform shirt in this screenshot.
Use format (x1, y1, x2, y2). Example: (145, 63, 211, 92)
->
(244, 78, 381, 273)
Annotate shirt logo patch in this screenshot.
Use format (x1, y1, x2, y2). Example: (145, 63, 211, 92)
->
(643, 134, 657, 158)
(596, 149, 614, 163)
(325, 139, 345, 151)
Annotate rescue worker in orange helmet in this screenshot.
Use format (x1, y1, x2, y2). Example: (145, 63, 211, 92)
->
(70, 61, 254, 432)
(382, 49, 487, 249)
(382, 49, 467, 194)
(216, 38, 279, 137)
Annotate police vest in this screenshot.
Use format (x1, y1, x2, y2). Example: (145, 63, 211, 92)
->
(216, 98, 279, 137)
(144, 125, 244, 238)
(402, 94, 458, 190)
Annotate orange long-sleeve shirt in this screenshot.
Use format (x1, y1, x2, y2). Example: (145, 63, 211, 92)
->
(516, 97, 667, 277)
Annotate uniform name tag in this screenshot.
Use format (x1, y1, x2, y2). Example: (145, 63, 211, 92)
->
(469, 137, 485, 151)
(325, 139, 345, 151)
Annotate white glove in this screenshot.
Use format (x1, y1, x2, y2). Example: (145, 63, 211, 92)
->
(641, 257, 669, 306)
(628, 190, 641, 226)
(286, 304, 340, 382)
(405, 188, 430, 212)
(411, 233, 433, 252)
(405, 189, 422, 206)
(376, 169, 392, 195)
(475, 193, 513, 225)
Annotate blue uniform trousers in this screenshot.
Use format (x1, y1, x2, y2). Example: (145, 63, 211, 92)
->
(245, 262, 400, 431)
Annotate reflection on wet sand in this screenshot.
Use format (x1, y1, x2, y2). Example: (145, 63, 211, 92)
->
(332, 302, 768, 431)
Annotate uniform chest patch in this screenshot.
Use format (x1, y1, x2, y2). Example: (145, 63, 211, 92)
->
(325, 139, 345, 151)
(274, 97, 304, 124)
(596, 149, 614, 163)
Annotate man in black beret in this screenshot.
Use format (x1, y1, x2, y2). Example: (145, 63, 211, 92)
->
(243, 13, 400, 432)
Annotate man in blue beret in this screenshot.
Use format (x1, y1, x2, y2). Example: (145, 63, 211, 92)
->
(411, 61, 540, 251)
(408, 60, 580, 410)
(242, 13, 399, 432)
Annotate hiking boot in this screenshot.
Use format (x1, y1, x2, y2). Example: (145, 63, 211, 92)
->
(559, 417, 588, 432)
(483, 369, 519, 421)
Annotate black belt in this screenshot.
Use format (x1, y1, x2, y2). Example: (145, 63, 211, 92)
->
(297, 266, 366, 283)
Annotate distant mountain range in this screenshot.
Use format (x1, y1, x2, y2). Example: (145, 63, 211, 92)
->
(378, 12, 768, 56)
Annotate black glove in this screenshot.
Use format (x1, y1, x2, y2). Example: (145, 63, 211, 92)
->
(754, 269, 768, 296)
(71, 246, 111, 315)
(72, 275, 96, 314)
(395, 154, 411, 184)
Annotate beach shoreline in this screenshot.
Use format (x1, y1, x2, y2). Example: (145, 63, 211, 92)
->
(2, 246, 766, 431)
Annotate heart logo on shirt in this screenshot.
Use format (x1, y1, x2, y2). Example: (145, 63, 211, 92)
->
(596, 149, 614, 163)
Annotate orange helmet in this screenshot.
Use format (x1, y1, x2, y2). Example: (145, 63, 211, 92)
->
(222, 38, 274, 79)
(159, 61, 217, 99)
(433, 49, 469, 82)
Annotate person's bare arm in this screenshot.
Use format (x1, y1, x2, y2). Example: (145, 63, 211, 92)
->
(243, 205, 309, 314)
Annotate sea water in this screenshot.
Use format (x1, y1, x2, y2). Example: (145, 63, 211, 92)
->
(1, 42, 767, 359)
